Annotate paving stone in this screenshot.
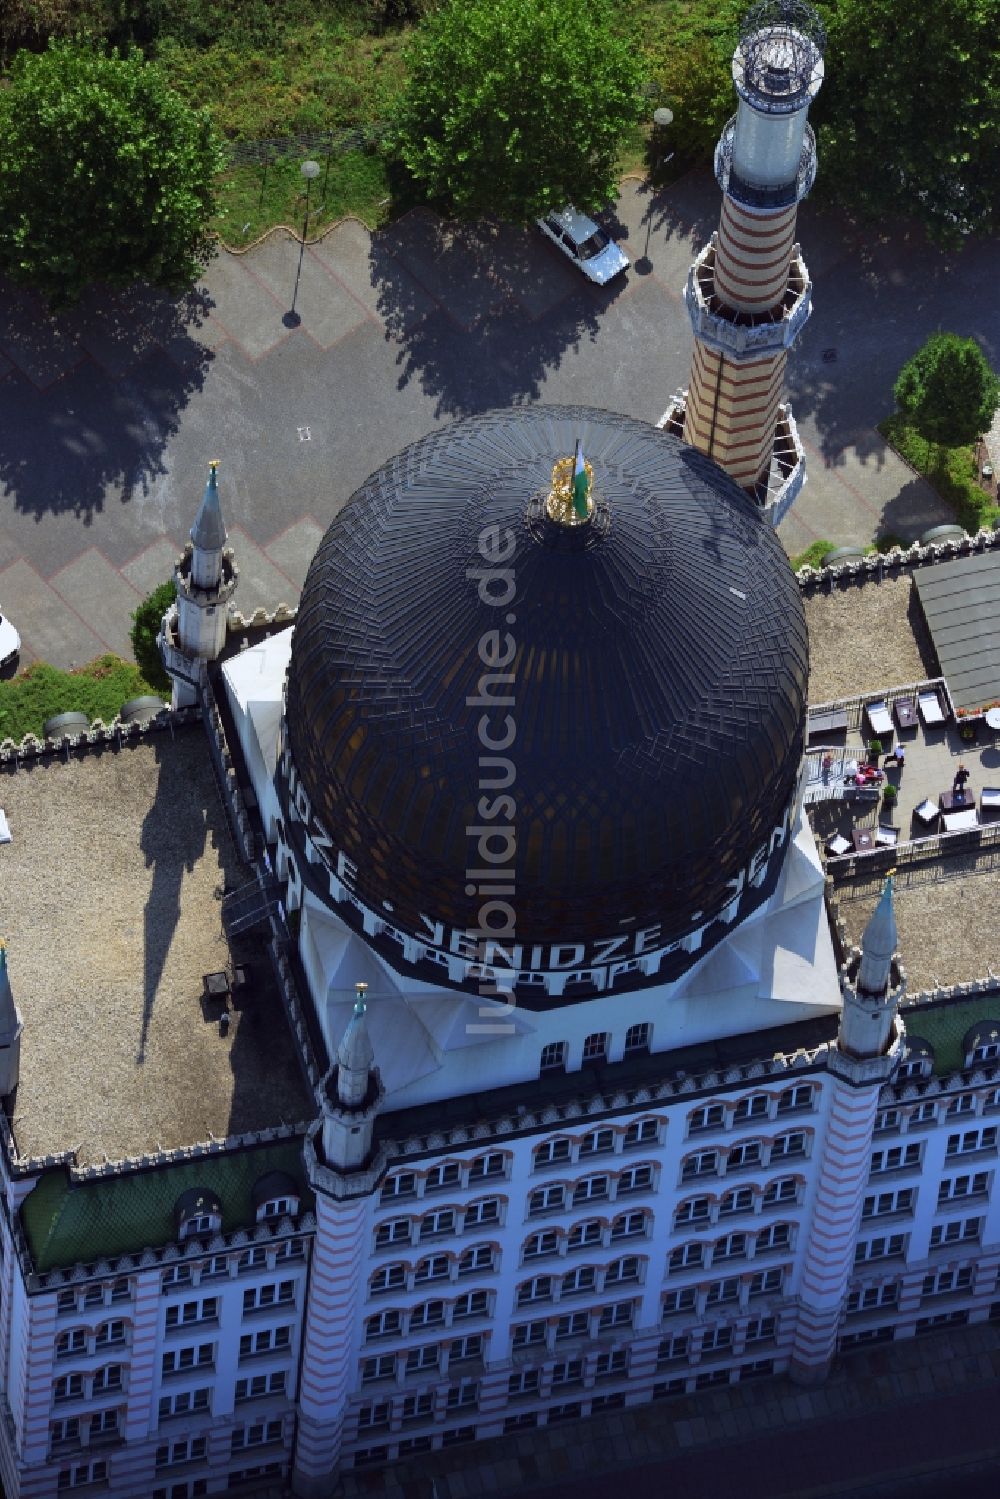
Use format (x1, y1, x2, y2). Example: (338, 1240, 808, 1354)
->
(196, 253, 289, 361)
(247, 233, 370, 349)
(226, 526, 298, 616)
(48, 549, 142, 659)
(121, 537, 185, 598)
(263, 517, 323, 592)
(311, 218, 436, 336)
(0, 558, 104, 671)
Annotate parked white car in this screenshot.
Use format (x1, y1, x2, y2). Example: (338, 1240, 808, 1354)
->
(0, 612, 21, 671)
(536, 205, 630, 285)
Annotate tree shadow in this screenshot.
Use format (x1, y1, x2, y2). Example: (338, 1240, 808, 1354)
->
(368, 211, 627, 419)
(0, 277, 215, 524)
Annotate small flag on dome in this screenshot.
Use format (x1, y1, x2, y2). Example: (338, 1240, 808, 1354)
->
(571, 440, 589, 518)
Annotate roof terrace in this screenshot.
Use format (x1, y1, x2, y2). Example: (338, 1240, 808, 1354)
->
(0, 732, 313, 1165)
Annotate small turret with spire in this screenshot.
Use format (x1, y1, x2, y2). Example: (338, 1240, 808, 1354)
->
(321, 982, 384, 1173)
(158, 460, 239, 708)
(0, 941, 24, 1099)
(836, 874, 906, 1064)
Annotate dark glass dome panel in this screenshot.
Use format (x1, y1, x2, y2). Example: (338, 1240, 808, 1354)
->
(284, 406, 808, 949)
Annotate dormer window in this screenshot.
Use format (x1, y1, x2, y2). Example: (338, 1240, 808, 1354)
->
(964, 1021, 1000, 1070)
(174, 1187, 223, 1243)
(251, 1170, 301, 1225)
(898, 1037, 934, 1082)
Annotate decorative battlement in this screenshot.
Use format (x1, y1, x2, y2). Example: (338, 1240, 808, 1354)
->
(0, 705, 196, 767)
(174, 541, 239, 604)
(796, 526, 1000, 594)
(685, 235, 812, 358)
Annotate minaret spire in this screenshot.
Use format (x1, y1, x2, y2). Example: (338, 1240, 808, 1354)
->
(190, 459, 228, 584)
(669, 0, 825, 523)
(336, 982, 375, 1108)
(857, 874, 897, 997)
(158, 459, 239, 709)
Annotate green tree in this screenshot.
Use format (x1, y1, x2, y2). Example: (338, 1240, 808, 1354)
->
(642, 0, 741, 167)
(393, 0, 645, 222)
(893, 334, 1000, 448)
(816, 0, 1000, 242)
(130, 580, 176, 694)
(0, 40, 223, 308)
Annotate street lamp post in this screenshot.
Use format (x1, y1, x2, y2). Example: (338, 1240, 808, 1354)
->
(285, 159, 321, 328)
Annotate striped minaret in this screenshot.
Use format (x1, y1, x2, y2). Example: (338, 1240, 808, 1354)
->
(292, 987, 387, 1496)
(674, 1, 825, 524)
(790, 878, 906, 1384)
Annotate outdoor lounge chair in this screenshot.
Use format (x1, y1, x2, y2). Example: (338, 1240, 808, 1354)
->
(866, 700, 893, 738)
(875, 825, 899, 847)
(917, 689, 945, 726)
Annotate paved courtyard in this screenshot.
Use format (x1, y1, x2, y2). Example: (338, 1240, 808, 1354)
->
(2, 171, 999, 670)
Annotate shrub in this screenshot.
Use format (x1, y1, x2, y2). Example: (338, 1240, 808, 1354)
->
(0, 656, 159, 742)
(130, 580, 177, 695)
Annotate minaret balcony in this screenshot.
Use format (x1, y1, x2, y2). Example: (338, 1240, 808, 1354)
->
(714, 115, 817, 210)
(684, 235, 812, 362)
(657, 395, 806, 530)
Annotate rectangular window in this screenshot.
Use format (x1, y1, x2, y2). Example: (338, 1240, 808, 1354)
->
(598, 1302, 633, 1331)
(450, 1334, 483, 1363)
(775, 1085, 813, 1116)
(529, 1185, 565, 1216)
(243, 1281, 295, 1314)
(404, 1345, 439, 1374)
(410, 1300, 446, 1329)
(618, 1164, 654, 1195)
(457, 1244, 494, 1276)
(235, 1370, 287, 1401)
(727, 1140, 762, 1171)
(946, 1095, 976, 1118)
(360, 1355, 395, 1385)
(744, 1315, 776, 1344)
(922, 1266, 974, 1298)
(610, 1211, 647, 1242)
(425, 1162, 462, 1193)
(870, 1144, 921, 1174)
(700, 1325, 733, 1355)
(770, 1131, 807, 1161)
(583, 1033, 608, 1063)
(946, 1127, 997, 1157)
(453, 1290, 489, 1321)
(624, 1023, 651, 1055)
(374, 1219, 411, 1250)
(534, 1139, 572, 1169)
(356, 1403, 390, 1433)
(675, 1197, 710, 1227)
(874, 1109, 900, 1134)
(595, 1349, 628, 1379)
(517, 1276, 552, 1307)
(861, 1188, 913, 1219)
(567, 1220, 603, 1251)
(682, 1150, 718, 1181)
(604, 1256, 640, 1286)
(554, 1310, 590, 1341)
(937, 1172, 989, 1205)
(756, 1221, 791, 1254)
(734, 1095, 770, 1123)
(855, 1234, 906, 1263)
(624, 1118, 660, 1149)
(420, 1209, 456, 1240)
(413, 1255, 451, 1285)
(400, 1393, 434, 1424)
(508, 1369, 540, 1398)
(749, 1268, 784, 1297)
(846, 1283, 898, 1315)
(689, 1103, 725, 1134)
(719, 1187, 754, 1218)
(763, 1178, 798, 1208)
(705, 1277, 740, 1306)
(540, 1042, 567, 1074)
(929, 1218, 982, 1249)
(468, 1152, 506, 1182)
(668, 1243, 703, 1274)
(550, 1359, 584, 1388)
(464, 1198, 501, 1229)
(165, 1297, 217, 1329)
(579, 1128, 616, 1158)
(523, 1230, 559, 1261)
(656, 1335, 688, 1366)
(712, 1232, 747, 1263)
(380, 1172, 417, 1202)
(909, 1103, 937, 1128)
(161, 1343, 214, 1376)
(572, 1176, 610, 1205)
(446, 1379, 478, 1411)
(662, 1287, 697, 1317)
(512, 1321, 546, 1350)
(365, 1310, 403, 1342)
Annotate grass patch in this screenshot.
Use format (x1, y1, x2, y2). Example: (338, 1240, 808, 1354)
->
(791, 539, 836, 570)
(214, 149, 392, 246)
(0, 656, 160, 743)
(879, 414, 1000, 535)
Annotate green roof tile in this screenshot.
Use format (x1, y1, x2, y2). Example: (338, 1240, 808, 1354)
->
(20, 1140, 313, 1274)
(902, 995, 1000, 1079)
